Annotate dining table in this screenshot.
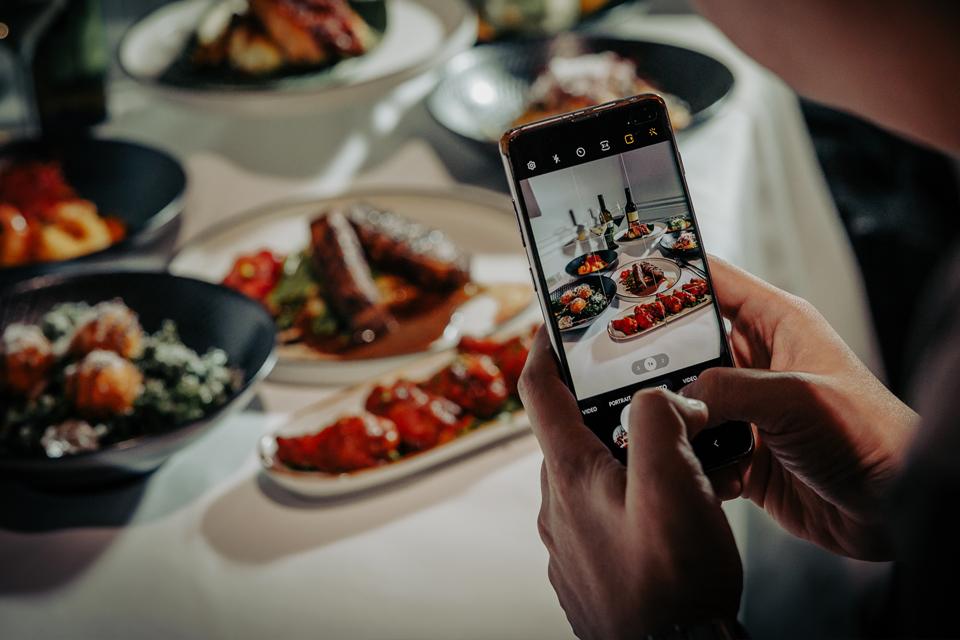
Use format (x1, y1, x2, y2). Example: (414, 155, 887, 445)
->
(0, 10, 885, 640)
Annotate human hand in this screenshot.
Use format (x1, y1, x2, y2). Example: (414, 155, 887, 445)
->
(519, 329, 742, 639)
(684, 258, 918, 560)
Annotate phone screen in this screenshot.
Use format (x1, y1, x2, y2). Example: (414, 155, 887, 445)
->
(504, 98, 751, 465)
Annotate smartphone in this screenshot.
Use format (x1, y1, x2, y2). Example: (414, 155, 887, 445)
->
(501, 94, 753, 469)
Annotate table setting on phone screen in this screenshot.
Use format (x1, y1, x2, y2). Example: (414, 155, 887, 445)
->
(0, 8, 881, 640)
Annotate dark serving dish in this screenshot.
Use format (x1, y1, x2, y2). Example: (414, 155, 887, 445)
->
(549, 273, 616, 332)
(427, 35, 735, 151)
(119, 0, 387, 93)
(659, 230, 702, 257)
(0, 137, 186, 288)
(0, 271, 276, 489)
(564, 248, 619, 277)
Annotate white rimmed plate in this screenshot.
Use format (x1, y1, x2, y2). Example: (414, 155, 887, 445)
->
(118, 0, 477, 115)
(614, 221, 665, 245)
(258, 351, 529, 498)
(168, 186, 534, 385)
(613, 257, 681, 302)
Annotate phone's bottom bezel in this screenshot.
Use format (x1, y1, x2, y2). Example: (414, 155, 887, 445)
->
(692, 421, 755, 472)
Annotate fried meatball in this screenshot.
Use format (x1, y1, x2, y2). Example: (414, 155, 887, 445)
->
(65, 350, 143, 417)
(69, 300, 144, 359)
(0, 323, 54, 397)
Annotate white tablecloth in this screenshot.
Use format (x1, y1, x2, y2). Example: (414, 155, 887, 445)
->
(0, 14, 881, 640)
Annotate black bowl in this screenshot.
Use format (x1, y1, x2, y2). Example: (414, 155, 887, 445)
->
(564, 248, 619, 277)
(427, 36, 735, 151)
(0, 271, 276, 490)
(119, 0, 388, 92)
(0, 137, 186, 288)
(549, 273, 617, 332)
(659, 230, 701, 256)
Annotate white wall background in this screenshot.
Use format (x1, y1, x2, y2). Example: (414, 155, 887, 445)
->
(523, 141, 688, 249)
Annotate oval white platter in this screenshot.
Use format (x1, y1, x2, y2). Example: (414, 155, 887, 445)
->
(606, 294, 714, 342)
(168, 186, 534, 385)
(118, 0, 477, 115)
(258, 351, 530, 498)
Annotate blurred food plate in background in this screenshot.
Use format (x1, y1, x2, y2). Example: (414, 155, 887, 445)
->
(118, 0, 477, 114)
(169, 186, 536, 385)
(428, 35, 734, 151)
(0, 137, 185, 288)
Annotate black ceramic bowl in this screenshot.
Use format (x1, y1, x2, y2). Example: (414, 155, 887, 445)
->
(0, 137, 186, 288)
(0, 271, 276, 489)
(427, 36, 735, 151)
(564, 248, 619, 277)
(549, 273, 617, 332)
(659, 230, 702, 257)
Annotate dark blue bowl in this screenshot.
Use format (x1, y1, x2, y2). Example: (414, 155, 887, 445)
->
(0, 271, 276, 490)
(0, 137, 186, 288)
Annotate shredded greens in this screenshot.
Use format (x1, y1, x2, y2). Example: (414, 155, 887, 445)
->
(0, 304, 240, 459)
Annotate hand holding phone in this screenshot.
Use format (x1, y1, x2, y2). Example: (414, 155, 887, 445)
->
(522, 327, 744, 636)
(501, 94, 753, 468)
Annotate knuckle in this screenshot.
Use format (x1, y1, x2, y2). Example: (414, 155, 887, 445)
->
(516, 365, 536, 403)
(536, 510, 552, 544)
(782, 292, 820, 321)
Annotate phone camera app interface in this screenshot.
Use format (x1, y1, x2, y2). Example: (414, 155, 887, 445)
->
(518, 139, 725, 441)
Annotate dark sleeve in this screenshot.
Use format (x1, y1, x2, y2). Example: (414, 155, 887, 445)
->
(888, 247, 960, 638)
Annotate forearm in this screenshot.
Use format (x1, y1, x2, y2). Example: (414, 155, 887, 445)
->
(692, 0, 960, 154)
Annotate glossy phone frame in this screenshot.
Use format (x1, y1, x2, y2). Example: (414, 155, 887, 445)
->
(500, 95, 754, 470)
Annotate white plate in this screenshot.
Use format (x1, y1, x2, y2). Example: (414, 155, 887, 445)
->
(613, 257, 681, 302)
(614, 221, 665, 245)
(118, 0, 477, 115)
(258, 352, 530, 498)
(168, 186, 533, 385)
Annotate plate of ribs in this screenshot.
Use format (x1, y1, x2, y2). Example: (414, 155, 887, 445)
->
(168, 187, 536, 384)
(259, 328, 534, 497)
(118, 0, 477, 114)
(614, 257, 681, 302)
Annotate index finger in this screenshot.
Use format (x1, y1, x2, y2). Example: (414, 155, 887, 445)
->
(518, 328, 610, 474)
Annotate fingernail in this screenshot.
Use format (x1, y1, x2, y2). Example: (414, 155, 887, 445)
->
(681, 396, 706, 412)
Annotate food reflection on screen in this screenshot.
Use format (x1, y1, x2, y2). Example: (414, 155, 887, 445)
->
(518, 139, 723, 403)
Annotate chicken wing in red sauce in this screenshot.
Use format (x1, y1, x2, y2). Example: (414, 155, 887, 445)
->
(425, 354, 509, 419)
(276, 414, 399, 473)
(365, 380, 471, 451)
(456, 334, 532, 396)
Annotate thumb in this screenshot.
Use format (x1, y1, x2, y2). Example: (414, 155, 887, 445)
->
(681, 367, 813, 433)
(625, 388, 710, 491)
